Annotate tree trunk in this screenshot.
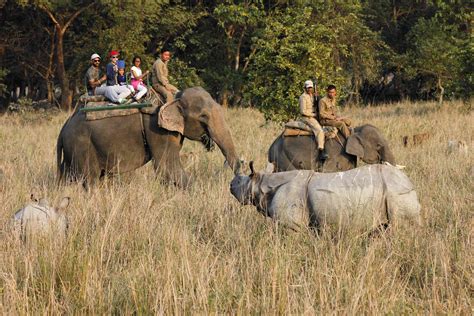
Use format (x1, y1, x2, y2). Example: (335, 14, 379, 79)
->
(39, 3, 93, 110)
(220, 89, 230, 108)
(437, 77, 444, 105)
(55, 32, 71, 110)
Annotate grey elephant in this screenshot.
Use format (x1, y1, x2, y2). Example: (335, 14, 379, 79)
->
(268, 124, 396, 172)
(57, 87, 240, 188)
(230, 163, 421, 231)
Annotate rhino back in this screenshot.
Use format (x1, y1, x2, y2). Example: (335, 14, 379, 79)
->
(307, 165, 387, 228)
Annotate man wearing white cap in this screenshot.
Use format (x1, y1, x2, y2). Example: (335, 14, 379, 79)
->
(299, 80, 328, 160)
(86, 53, 107, 96)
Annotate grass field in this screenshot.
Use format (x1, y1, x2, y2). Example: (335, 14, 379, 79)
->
(0, 101, 472, 313)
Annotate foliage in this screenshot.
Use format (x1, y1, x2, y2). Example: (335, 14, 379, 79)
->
(405, 18, 462, 101)
(0, 0, 472, 119)
(0, 68, 8, 96)
(245, 6, 335, 121)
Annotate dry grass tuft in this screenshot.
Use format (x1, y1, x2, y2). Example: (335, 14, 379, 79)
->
(0, 101, 472, 313)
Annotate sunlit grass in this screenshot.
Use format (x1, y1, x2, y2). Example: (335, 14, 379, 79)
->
(0, 100, 472, 313)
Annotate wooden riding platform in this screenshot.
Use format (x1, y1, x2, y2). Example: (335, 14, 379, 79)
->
(283, 120, 338, 139)
(78, 89, 163, 121)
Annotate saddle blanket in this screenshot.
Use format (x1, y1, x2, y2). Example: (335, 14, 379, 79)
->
(83, 101, 159, 121)
(283, 120, 338, 139)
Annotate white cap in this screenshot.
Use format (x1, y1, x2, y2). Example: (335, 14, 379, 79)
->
(90, 53, 101, 60)
(304, 80, 314, 88)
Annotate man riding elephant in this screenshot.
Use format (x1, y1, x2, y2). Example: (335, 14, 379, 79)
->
(319, 85, 352, 138)
(299, 80, 328, 160)
(152, 48, 179, 103)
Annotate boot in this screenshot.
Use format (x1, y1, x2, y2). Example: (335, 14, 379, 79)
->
(318, 148, 329, 161)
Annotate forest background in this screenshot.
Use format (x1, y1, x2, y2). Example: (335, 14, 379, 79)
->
(0, 0, 472, 121)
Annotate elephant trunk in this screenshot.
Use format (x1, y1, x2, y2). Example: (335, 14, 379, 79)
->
(381, 145, 396, 165)
(208, 107, 241, 175)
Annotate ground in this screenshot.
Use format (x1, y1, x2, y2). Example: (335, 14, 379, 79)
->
(0, 100, 472, 313)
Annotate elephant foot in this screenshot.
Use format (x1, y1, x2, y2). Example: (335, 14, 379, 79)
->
(161, 171, 193, 189)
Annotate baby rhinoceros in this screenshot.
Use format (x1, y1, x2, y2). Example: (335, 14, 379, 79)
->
(13, 195, 70, 240)
(230, 163, 421, 231)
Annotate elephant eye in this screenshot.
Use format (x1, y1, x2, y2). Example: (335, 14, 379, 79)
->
(199, 113, 209, 121)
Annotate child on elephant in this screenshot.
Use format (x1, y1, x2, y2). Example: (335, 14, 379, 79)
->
(130, 56, 149, 102)
(117, 60, 135, 99)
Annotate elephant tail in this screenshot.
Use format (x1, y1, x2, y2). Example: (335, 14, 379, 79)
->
(56, 133, 64, 185)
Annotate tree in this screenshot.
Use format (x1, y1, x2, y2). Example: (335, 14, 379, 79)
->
(212, 1, 263, 106)
(246, 6, 338, 122)
(16, 0, 95, 110)
(1, 3, 56, 102)
(406, 18, 462, 104)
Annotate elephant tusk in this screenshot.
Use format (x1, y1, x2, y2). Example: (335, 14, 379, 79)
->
(383, 161, 406, 170)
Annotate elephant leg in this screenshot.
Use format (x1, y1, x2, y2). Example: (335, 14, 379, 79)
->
(148, 131, 191, 188)
(153, 157, 191, 189)
(65, 144, 101, 189)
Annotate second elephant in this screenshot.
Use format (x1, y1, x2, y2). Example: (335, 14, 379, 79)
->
(268, 124, 396, 172)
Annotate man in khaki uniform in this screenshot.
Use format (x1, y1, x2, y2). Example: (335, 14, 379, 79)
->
(319, 85, 351, 138)
(152, 48, 179, 103)
(299, 80, 328, 160)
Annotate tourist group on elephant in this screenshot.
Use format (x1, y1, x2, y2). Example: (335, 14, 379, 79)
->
(85, 48, 178, 105)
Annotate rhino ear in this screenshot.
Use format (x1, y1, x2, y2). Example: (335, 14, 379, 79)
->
(158, 101, 184, 134)
(263, 162, 275, 173)
(38, 198, 49, 207)
(249, 161, 256, 177)
(57, 197, 70, 211)
(346, 135, 365, 158)
(260, 173, 295, 195)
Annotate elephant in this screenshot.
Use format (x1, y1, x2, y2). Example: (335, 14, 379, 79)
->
(57, 87, 240, 188)
(230, 162, 421, 231)
(268, 124, 396, 172)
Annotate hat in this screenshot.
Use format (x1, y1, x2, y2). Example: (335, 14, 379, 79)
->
(109, 50, 120, 57)
(117, 60, 126, 69)
(90, 53, 101, 61)
(304, 80, 314, 88)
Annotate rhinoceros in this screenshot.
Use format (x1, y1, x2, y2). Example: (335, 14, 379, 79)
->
(230, 163, 421, 231)
(13, 195, 70, 240)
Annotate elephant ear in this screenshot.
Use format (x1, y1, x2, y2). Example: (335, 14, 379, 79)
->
(346, 134, 365, 159)
(158, 101, 184, 134)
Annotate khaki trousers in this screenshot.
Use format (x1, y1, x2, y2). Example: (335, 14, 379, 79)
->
(302, 117, 325, 149)
(321, 118, 351, 138)
(152, 83, 175, 103)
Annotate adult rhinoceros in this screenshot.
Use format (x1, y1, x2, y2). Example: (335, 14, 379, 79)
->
(57, 87, 240, 188)
(230, 163, 421, 231)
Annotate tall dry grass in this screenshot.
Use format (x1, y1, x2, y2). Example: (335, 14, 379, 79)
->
(0, 101, 472, 313)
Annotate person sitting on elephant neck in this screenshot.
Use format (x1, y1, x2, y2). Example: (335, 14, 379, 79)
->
(299, 80, 328, 160)
(152, 48, 179, 104)
(319, 85, 352, 138)
(105, 50, 132, 104)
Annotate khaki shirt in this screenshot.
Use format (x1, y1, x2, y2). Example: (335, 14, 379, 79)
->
(152, 58, 177, 91)
(299, 92, 315, 117)
(319, 96, 337, 120)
